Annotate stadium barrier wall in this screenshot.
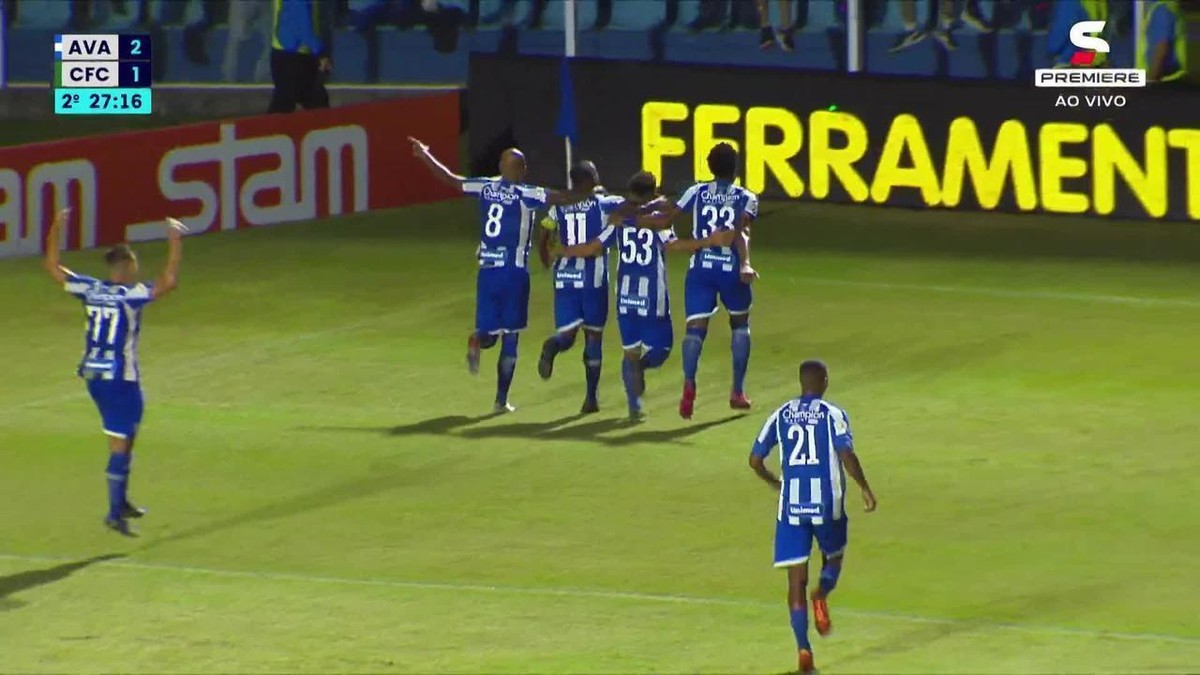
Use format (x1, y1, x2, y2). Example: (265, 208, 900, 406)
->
(0, 93, 460, 258)
(469, 55, 1200, 222)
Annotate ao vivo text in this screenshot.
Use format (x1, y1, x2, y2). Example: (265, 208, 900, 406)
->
(1055, 94, 1129, 108)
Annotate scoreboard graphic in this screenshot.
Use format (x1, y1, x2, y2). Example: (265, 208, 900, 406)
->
(53, 33, 153, 115)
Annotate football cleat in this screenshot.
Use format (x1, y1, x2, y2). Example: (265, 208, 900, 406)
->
(104, 517, 136, 537)
(467, 333, 481, 375)
(798, 648, 816, 675)
(580, 398, 600, 414)
(679, 381, 697, 419)
(120, 501, 146, 519)
(812, 590, 832, 637)
(537, 337, 558, 380)
(889, 29, 926, 53)
(932, 28, 957, 51)
(759, 26, 777, 50)
(779, 27, 796, 52)
(493, 401, 517, 414)
(730, 391, 753, 410)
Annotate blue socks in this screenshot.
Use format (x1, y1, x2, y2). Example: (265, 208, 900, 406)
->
(500, 333, 520, 359)
(681, 326, 706, 384)
(497, 357, 517, 403)
(583, 335, 602, 402)
(731, 325, 751, 394)
(105, 451, 131, 521)
(496, 333, 519, 403)
(819, 564, 841, 596)
(479, 333, 498, 350)
(620, 358, 640, 410)
(790, 606, 811, 651)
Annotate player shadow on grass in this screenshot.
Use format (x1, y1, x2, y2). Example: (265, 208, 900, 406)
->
(304, 410, 745, 447)
(457, 413, 746, 447)
(0, 554, 125, 612)
(819, 581, 1109, 670)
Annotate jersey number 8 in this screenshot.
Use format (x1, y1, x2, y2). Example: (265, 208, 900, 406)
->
(485, 203, 505, 238)
(620, 229, 655, 265)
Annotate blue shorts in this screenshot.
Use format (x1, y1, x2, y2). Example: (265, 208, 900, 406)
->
(684, 267, 752, 322)
(617, 313, 674, 352)
(554, 284, 609, 333)
(773, 517, 848, 568)
(476, 267, 530, 335)
(86, 379, 145, 439)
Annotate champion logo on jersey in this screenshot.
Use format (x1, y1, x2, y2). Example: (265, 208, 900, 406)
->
(558, 199, 597, 213)
(699, 189, 738, 205)
(781, 403, 825, 425)
(481, 184, 523, 204)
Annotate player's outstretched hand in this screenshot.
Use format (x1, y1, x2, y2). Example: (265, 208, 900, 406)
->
(165, 217, 188, 240)
(861, 488, 877, 513)
(408, 136, 429, 157)
(740, 263, 759, 285)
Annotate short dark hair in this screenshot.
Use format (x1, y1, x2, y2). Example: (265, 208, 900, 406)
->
(104, 244, 135, 267)
(707, 143, 738, 181)
(569, 160, 599, 188)
(799, 359, 828, 381)
(627, 171, 657, 199)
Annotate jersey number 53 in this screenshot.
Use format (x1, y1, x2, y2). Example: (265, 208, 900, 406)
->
(620, 229, 655, 265)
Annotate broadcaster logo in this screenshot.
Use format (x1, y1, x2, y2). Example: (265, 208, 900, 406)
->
(1034, 20, 1146, 89)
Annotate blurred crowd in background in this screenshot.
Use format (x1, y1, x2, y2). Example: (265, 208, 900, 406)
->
(1, 0, 1194, 84)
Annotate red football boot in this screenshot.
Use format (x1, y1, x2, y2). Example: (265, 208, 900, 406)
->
(730, 390, 753, 410)
(679, 381, 697, 419)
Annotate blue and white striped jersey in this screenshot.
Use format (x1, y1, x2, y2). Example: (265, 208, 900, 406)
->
(675, 181, 758, 273)
(462, 177, 548, 270)
(64, 271, 155, 382)
(549, 194, 624, 289)
(596, 224, 677, 318)
(752, 396, 855, 526)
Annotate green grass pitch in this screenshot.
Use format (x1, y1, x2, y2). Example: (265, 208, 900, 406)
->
(1, 198, 1198, 674)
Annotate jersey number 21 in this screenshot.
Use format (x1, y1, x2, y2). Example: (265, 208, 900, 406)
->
(787, 424, 819, 466)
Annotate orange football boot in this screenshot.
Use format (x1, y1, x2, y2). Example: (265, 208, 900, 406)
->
(811, 590, 832, 637)
(798, 648, 816, 675)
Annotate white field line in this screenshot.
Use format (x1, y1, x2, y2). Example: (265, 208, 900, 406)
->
(0, 553, 1196, 648)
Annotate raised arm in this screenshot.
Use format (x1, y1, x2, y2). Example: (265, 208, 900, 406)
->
(665, 227, 737, 254)
(559, 239, 605, 259)
(408, 136, 464, 189)
(636, 204, 683, 230)
(152, 219, 184, 300)
(43, 208, 70, 285)
(839, 450, 877, 512)
(536, 215, 556, 269)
